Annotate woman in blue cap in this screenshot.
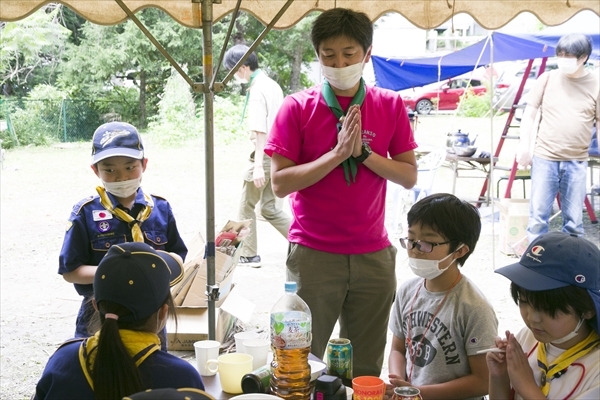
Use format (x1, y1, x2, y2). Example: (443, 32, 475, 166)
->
(35, 242, 204, 399)
(487, 232, 599, 399)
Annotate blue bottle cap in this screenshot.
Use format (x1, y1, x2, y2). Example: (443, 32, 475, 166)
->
(285, 281, 297, 292)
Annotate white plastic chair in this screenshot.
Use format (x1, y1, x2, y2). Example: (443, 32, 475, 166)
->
(387, 148, 447, 235)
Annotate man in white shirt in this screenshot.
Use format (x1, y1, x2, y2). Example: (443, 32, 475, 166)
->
(223, 45, 291, 268)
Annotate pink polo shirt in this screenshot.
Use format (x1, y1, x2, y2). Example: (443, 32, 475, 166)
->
(265, 84, 416, 254)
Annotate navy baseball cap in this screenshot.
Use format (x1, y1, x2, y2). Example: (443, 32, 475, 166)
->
(91, 122, 144, 164)
(496, 232, 600, 331)
(123, 388, 215, 400)
(94, 242, 184, 322)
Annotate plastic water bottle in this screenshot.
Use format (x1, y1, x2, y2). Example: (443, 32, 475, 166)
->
(270, 281, 312, 399)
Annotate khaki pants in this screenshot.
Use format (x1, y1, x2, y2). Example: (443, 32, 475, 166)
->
(286, 243, 397, 377)
(238, 157, 291, 257)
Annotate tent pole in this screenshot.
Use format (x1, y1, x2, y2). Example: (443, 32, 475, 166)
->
(489, 33, 496, 271)
(211, 0, 243, 89)
(201, 0, 218, 340)
(214, 0, 295, 89)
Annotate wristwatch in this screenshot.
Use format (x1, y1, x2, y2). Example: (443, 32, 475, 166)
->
(354, 143, 372, 163)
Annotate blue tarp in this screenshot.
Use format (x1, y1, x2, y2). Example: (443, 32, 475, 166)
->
(372, 31, 600, 91)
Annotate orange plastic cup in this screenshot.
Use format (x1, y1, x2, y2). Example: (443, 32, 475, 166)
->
(352, 376, 386, 400)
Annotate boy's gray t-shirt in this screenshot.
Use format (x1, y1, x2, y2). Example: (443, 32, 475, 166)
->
(389, 275, 498, 396)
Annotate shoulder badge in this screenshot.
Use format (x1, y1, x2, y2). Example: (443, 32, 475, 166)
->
(72, 196, 95, 215)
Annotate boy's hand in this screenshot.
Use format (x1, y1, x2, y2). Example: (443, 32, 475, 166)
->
(486, 335, 509, 378)
(504, 331, 538, 395)
(384, 382, 396, 400)
(387, 375, 418, 400)
(387, 373, 411, 393)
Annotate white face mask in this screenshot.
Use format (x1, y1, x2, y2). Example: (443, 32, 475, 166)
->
(557, 57, 580, 75)
(103, 177, 141, 198)
(408, 244, 464, 280)
(321, 57, 366, 91)
(234, 73, 248, 84)
(550, 317, 585, 344)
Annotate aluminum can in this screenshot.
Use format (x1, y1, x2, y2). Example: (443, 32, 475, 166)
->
(392, 386, 422, 400)
(326, 338, 353, 386)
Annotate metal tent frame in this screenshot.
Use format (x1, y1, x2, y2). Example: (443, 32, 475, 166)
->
(2, 0, 598, 340)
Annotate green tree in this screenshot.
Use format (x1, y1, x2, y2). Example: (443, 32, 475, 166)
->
(148, 66, 199, 144)
(57, 8, 204, 128)
(212, 12, 318, 95)
(0, 4, 70, 96)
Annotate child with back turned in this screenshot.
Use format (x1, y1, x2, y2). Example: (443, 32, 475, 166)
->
(489, 232, 600, 399)
(58, 122, 187, 342)
(388, 193, 498, 399)
(35, 242, 204, 399)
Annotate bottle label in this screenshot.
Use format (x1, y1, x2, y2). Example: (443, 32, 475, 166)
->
(271, 311, 311, 349)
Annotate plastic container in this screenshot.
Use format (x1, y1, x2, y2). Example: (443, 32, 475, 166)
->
(269, 281, 312, 399)
(242, 365, 272, 394)
(313, 375, 347, 400)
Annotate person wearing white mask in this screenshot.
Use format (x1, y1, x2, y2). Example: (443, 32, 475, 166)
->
(488, 232, 600, 400)
(265, 8, 418, 377)
(58, 121, 187, 342)
(517, 33, 599, 244)
(388, 193, 498, 400)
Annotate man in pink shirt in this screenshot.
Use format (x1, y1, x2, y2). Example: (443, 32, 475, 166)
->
(265, 8, 418, 377)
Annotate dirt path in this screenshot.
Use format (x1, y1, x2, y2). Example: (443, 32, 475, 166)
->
(1, 115, 598, 398)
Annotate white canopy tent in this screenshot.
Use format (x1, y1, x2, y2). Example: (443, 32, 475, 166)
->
(2, 0, 598, 339)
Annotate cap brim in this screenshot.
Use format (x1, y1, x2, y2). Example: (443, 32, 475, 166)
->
(91, 148, 144, 164)
(156, 250, 184, 287)
(495, 261, 569, 291)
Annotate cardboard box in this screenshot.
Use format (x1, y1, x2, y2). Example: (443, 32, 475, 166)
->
(498, 199, 530, 255)
(167, 220, 255, 351)
(171, 220, 251, 307)
(166, 286, 255, 350)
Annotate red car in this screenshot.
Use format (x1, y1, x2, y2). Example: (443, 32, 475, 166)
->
(401, 79, 487, 114)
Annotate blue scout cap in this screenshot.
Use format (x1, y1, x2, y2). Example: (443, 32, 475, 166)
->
(91, 122, 144, 165)
(495, 232, 600, 332)
(94, 242, 183, 322)
(123, 388, 216, 400)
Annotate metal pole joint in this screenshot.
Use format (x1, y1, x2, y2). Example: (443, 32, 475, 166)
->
(206, 285, 221, 301)
(193, 83, 207, 93)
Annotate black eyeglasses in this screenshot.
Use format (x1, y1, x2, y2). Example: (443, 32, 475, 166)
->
(399, 237, 453, 253)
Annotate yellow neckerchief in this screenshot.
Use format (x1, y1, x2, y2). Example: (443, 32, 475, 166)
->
(96, 186, 153, 242)
(78, 329, 161, 390)
(537, 329, 600, 396)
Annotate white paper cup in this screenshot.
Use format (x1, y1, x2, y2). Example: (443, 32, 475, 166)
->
(243, 338, 270, 369)
(194, 340, 221, 376)
(234, 331, 259, 353)
(346, 387, 354, 400)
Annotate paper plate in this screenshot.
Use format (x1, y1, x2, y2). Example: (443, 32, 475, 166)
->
(230, 394, 280, 400)
(309, 359, 326, 382)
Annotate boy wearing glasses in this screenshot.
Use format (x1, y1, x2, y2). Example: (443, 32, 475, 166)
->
(387, 193, 498, 399)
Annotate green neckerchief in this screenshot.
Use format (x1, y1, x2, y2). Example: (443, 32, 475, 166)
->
(239, 69, 262, 126)
(321, 78, 366, 185)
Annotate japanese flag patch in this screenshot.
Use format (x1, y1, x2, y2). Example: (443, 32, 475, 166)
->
(93, 210, 113, 221)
